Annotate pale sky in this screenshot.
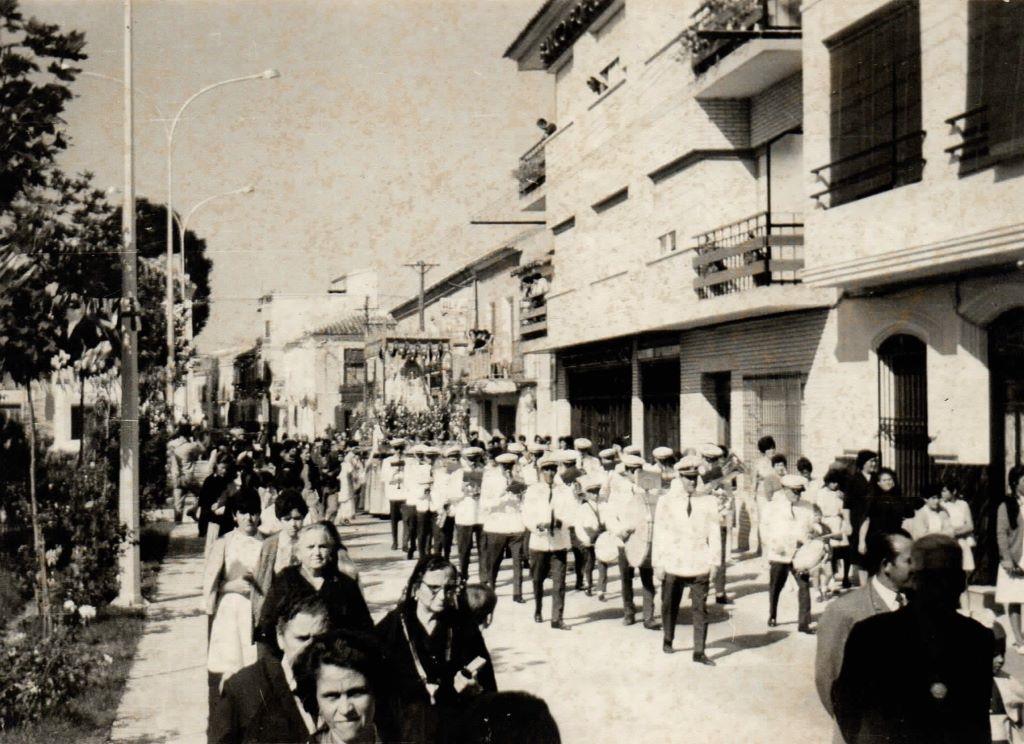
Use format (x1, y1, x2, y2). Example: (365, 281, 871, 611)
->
(24, 0, 549, 351)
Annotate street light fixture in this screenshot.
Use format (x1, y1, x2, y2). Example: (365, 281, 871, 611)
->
(164, 71, 280, 421)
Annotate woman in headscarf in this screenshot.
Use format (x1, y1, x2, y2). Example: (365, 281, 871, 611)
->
(374, 556, 496, 744)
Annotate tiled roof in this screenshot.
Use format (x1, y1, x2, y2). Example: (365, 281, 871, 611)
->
(308, 311, 393, 337)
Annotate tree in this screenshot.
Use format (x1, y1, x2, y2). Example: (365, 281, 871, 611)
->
(0, 0, 86, 207)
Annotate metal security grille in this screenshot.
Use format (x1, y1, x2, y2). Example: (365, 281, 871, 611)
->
(642, 360, 681, 458)
(568, 366, 631, 451)
(743, 374, 804, 464)
(878, 334, 929, 498)
(990, 309, 1024, 495)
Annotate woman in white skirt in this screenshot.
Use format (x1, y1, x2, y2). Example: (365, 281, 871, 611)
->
(335, 449, 358, 525)
(996, 465, 1024, 653)
(203, 488, 264, 684)
(940, 479, 976, 574)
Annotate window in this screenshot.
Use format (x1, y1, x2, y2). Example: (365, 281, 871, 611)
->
(0, 404, 22, 425)
(264, 321, 271, 339)
(343, 347, 365, 386)
(824, 0, 922, 207)
(743, 374, 804, 465)
(552, 216, 576, 235)
(587, 57, 625, 96)
(878, 334, 929, 498)
(657, 230, 677, 255)
(592, 187, 629, 213)
(960, 0, 1024, 172)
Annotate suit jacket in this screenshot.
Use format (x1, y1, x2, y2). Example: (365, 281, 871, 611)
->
(814, 581, 890, 717)
(209, 655, 311, 743)
(833, 604, 993, 744)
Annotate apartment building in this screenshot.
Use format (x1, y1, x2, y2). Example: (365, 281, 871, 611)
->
(388, 226, 555, 440)
(505, 0, 832, 462)
(505, 0, 1024, 518)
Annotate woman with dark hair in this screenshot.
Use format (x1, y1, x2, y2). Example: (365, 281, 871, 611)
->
(844, 449, 878, 586)
(204, 489, 264, 689)
(253, 489, 309, 625)
(294, 632, 390, 743)
(375, 556, 497, 744)
(858, 467, 917, 556)
(257, 523, 372, 657)
(996, 465, 1024, 652)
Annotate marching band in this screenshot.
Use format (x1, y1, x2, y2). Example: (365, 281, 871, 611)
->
(375, 434, 839, 663)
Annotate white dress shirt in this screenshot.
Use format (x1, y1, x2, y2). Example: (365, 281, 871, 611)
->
(871, 575, 902, 612)
(652, 482, 721, 578)
(522, 481, 575, 551)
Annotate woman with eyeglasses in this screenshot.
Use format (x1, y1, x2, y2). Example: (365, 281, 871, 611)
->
(374, 556, 496, 744)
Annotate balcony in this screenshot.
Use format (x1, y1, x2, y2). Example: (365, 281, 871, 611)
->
(514, 257, 553, 340)
(692, 212, 803, 299)
(515, 147, 545, 199)
(687, 0, 801, 77)
(811, 131, 926, 209)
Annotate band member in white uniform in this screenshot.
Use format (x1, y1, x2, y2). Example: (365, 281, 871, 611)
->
(452, 447, 486, 581)
(653, 455, 720, 665)
(415, 446, 441, 558)
(383, 444, 406, 551)
(481, 452, 527, 603)
(575, 438, 602, 476)
(523, 453, 576, 629)
(431, 446, 459, 559)
(606, 454, 658, 628)
(594, 447, 620, 600)
(402, 444, 429, 559)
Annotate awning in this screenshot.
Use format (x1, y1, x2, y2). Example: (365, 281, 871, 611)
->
(471, 379, 519, 397)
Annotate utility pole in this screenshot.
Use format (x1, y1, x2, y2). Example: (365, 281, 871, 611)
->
(115, 0, 142, 608)
(404, 261, 438, 332)
(361, 295, 370, 425)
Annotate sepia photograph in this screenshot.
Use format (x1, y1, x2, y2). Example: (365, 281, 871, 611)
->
(1, 0, 1023, 742)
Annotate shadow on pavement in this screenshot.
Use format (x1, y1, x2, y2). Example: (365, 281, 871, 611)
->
(707, 630, 788, 661)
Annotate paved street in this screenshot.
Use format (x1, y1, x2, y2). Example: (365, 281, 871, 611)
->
(349, 516, 834, 744)
(113, 517, 834, 743)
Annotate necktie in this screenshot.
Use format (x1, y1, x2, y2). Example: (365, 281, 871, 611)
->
(549, 485, 556, 532)
(686, 495, 692, 517)
(896, 592, 906, 608)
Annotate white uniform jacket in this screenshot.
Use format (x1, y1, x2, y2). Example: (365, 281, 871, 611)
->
(448, 467, 482, 526)
(383, 457, 405, 503)
(604, 473, 643, 538)
(764, 494, 819, 564)
(480, 473, 525, 535)
(580, 455, 603, 477)
(405, 460, 430, 509)
(522, 481, 575, 552)
(517, 458, 538, 485)
(652, 481, 721, 578)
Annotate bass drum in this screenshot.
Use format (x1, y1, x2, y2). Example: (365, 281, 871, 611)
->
(792, 539, 827, 572)
(594, 532, 623, 565)
(574, 501, 601, 547)
(624, 515, 651, 569)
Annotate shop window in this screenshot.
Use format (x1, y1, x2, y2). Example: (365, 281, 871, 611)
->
(343, 347, 365, 386)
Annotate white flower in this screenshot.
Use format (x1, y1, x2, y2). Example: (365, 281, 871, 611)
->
(45, 547, 62, 566)
(78, 605, 97, 622)
(83, 500, 95, 510)
(102, 653, 113, 665)
(8, 631, 26, 645)
(63, 599, 77, 613)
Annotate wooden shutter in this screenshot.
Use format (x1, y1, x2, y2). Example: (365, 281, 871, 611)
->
(826, 1, 921, 206)
(966, 1, 1024, 164)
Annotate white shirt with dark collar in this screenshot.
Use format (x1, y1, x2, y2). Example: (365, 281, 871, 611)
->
(871, 576, 902, 612)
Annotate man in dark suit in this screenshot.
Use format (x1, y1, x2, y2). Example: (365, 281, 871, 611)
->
(833, 534, 994, 744)
(210, 594, 329, 743)
(815, 529, 913, 717)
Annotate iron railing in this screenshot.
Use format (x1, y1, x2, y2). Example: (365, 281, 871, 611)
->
(518, 258, 553, 340)
(516, 148, 546, 197)
(691, 211, 803, 299)
(810, 131, 926, 209)
(945, 106, 997, 176)
(689, 0, 802, 74)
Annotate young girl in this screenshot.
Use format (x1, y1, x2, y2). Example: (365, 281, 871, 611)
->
(815, 469, 852, 598)
(203, 489, 264, 688)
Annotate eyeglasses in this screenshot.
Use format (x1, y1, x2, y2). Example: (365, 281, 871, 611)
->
(421, 582, 459, 598)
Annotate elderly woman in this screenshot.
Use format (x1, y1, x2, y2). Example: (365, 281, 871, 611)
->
(294, 633, 391, 744)
(375, 557, 497, 744)
(257, 522, 372, 656)
(997, 465, 1024, 653)
(204, 489, 265, 689)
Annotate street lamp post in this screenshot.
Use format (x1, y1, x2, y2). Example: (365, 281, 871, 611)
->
(173, 184, 255, 418)
(164, 69, 279, 422)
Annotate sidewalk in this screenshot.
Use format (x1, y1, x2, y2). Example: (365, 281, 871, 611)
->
(109, 523, 208, 743)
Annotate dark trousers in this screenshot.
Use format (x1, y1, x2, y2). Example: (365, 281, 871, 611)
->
(662, 573, 710, 654)
(714, 525, 728, 596)
(432, 515, 454, 559)
(530, 549, 567, 622)
(416, 511, 434, 557)
(455, 524, 484, 581)
(570, 530, 594, 590)
(618, 549, 655, 622)
(482, 531, 525, 599)
(389, 501, 403, 546)
(768, 561, 811, 629)
(597, 560, 608, 593)
(401, 504, 418, 552)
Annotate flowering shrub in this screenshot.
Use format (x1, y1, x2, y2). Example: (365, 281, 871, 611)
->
(8, 455, 126, 611)
(0, 625, 108, 730)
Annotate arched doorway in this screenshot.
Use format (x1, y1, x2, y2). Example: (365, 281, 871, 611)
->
(990, 309, 1024, 495)
(877, 334, 929, 498)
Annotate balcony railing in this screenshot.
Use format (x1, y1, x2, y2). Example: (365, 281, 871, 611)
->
(688, 0, 801, 75)
(692, 212, 803, 299)
(811, 131, 926, 209)
(463, 352, 525, 382)
(515, 258, 553, 340)
(516, 147, 546, 197)
(945, 106, 989, 175)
